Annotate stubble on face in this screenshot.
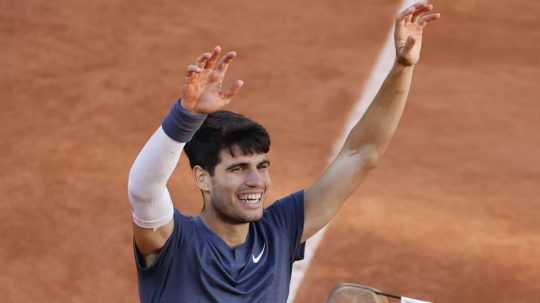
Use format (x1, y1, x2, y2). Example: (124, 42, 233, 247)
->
(205, 148, 271, 225)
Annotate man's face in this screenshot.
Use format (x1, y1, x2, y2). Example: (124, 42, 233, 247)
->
(206, 146, 271, 224)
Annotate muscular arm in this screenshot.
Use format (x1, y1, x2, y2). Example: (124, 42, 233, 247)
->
(302, 4, 440, 242)
(303, 63, 413, 242)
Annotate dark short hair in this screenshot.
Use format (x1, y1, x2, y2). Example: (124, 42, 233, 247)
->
(184, 111, 270, 175)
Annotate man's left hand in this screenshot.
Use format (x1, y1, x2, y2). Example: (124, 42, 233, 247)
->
(394, 3, 440, 66)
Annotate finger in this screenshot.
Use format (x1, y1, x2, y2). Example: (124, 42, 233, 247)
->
(220, 80, 244, 100)
(185, 64, 202, 83)
(412, 4, 434, 23)
(215, 51, 237, 74)
(205, 46, 222, 69)
(208, 51, 237, 84)
(396, 2, 426, 21)
(418, 13, 441, 26)
(187, 64, 203, 74)
(406, 13, 413, 24)
(196, 52, 212, 69)
(396, 4, 416, 20)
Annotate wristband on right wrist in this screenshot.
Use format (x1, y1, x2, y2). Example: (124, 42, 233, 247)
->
(161, 100, 207, 143)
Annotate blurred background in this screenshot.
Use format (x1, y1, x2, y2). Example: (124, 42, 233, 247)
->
(1, 0, 539, 302)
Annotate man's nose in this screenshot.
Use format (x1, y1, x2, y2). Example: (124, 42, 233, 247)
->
(245, 170, 265, 187)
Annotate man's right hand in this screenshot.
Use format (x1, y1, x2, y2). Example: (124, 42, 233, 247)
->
(181, 46, 244, 114)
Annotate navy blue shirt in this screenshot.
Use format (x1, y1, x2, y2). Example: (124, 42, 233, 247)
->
(134, 191, 305, 303)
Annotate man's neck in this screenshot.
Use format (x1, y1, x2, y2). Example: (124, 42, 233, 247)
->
(200, 211, 250, 248)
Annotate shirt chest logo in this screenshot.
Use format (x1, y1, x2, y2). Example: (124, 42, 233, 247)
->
(252, 244, 266, 264)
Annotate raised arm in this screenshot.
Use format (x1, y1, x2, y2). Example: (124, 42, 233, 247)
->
(302, 3, 440, 242)
(127, 46, 243, 258)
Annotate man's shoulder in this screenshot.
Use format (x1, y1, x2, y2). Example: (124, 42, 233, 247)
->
(170, 208, 201, 243)
(260, 190, 304, 228)
(263, 190, 304, 212)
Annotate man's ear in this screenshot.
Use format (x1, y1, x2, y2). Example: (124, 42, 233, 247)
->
(193, 165, 211, 192)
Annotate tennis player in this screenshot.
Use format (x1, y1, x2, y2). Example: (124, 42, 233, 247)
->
(127, 3, 439, 302)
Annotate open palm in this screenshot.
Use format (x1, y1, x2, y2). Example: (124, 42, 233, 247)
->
(182, 46, 244, 114)
(395, 3, 440, 66)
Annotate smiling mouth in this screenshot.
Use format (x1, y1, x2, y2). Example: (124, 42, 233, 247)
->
(237, 193, 263, 208)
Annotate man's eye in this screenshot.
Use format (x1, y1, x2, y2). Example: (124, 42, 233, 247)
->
(230, 167, 242, 172)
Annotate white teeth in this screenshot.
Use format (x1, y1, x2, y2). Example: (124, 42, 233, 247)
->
(238, 193, 262, 203)
(238, 193, 262, 199)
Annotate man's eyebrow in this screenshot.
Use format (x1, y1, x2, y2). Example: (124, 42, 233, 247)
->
(258, 160, 271, 166)
(225, 160, 270, 170)
(225, 162, 249, 170)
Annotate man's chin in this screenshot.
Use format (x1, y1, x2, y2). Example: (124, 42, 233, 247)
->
(247, 216, 263, 223)
(244, 211, 263, 222)
(239, 209, 263, 223)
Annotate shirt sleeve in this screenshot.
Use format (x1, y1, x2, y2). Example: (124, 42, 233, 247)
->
(133, 209, 185, 273)
(264, 190, 305, 262)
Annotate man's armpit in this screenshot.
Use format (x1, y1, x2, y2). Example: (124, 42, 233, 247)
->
(143, 253, 159, 269)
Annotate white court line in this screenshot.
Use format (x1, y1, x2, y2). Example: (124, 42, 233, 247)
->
(287, 1, 422, 302)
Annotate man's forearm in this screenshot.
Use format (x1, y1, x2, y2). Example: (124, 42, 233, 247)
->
(127, 126, 183, 228)
(127, 101, 206, 229)
(341, 62, 414, 156)
(128, 127, 185, 200)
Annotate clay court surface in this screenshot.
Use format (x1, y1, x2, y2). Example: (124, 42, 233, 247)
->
(2, 0, 539, 302)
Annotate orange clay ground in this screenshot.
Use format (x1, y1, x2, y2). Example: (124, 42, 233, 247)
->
(1, 1, 539, 302)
